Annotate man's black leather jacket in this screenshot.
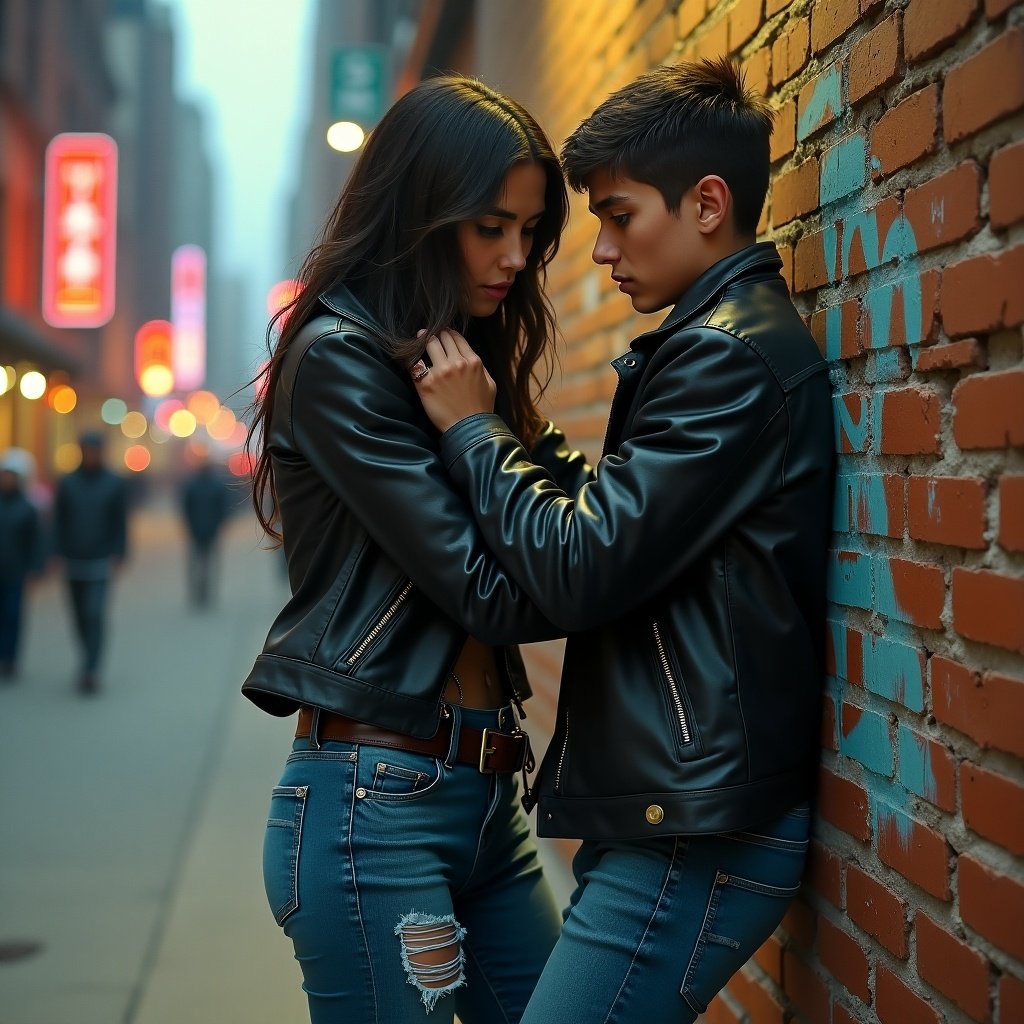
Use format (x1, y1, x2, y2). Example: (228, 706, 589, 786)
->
(439, 243, 834, 838)
(241, 284, 591, 739)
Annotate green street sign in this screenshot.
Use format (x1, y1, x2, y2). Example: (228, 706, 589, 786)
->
(330, 46, 389, 125)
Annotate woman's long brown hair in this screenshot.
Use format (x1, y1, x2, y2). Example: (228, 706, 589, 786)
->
(246, 76, 568, 542)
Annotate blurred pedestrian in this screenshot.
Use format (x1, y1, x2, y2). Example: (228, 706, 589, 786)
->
(243, 77, 585, 1022)
(180, 456, 232, 606)
(54, 431, 128, 694)
(0, 448, 43, 680)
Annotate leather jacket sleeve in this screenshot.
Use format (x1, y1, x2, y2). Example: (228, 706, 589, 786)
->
(530, 420, 595, 498)
(285, 324, 564, 644)
(440, 328, 788, 632)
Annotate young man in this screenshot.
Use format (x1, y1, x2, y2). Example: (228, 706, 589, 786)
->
(413, 58, 833, 1022)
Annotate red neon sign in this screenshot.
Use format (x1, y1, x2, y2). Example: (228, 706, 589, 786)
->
(42, 133, 118, 328)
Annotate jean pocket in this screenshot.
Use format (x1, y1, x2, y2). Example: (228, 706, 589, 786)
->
(356, 746, 443, 802)
(680, 870, 799, 1014)
(263, 784, 308, 926)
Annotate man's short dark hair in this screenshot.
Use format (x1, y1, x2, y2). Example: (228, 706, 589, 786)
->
(562, 57, 774, 234)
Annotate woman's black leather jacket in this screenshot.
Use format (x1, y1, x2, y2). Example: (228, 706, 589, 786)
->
(241, 284, 591, 739)
(439, 243, 834, 838)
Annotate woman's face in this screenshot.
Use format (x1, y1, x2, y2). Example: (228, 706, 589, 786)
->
(456, 161, 547, 318)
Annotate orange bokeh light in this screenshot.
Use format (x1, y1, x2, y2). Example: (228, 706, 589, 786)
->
(124, 445, 151, 472)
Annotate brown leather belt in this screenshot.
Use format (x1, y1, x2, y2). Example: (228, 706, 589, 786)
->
(295, 706, 530, 774)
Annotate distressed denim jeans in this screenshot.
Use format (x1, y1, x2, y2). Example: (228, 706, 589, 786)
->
(262, 705, 562, 1022)
(520, 803, 811, 1024)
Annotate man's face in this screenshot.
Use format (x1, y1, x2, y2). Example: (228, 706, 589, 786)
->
(80, 445, 102, 471)
(585, 168, 706, 315)
(0, 470, 17, 494)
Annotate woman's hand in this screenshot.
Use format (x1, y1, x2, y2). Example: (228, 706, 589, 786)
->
(410, 329, 497, 433)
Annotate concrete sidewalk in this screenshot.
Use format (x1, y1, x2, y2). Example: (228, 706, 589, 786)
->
(0, 505, 572, 1024)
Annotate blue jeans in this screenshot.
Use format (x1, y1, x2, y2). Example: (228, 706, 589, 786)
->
(0, 578, 26, 666)
(66, 577, 108, 673)
(521, 803, 811, 1023)
(263, 705, 562, 1022)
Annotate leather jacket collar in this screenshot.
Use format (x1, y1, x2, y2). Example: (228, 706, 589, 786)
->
(631, 241, 783, 350)
(319, 281, 384, 336)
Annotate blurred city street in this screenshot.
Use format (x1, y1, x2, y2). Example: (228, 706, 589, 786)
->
(0, 504, 308, 1024)
(0, 501, 572, 1024)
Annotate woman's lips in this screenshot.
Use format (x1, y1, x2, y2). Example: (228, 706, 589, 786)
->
(482, 283, 512, 300)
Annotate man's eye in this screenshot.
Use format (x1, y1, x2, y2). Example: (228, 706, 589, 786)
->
(611, 213, 630, 227)
(476, 224, 503, 237)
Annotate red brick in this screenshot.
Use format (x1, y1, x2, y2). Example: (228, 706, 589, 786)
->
(959, 856, 1024, 962)
(990, 141, 1024, 230)
(944, 28, 1024, 142)
(766, 0, 794, 14)
(907, 475, 987, 549)
(915, 339, 985, 373)
(892, 557, 946, 626)
(871, 85, 940, 178)
(905, 0, 980, 62)
(753, 933, 783, 984)
(797, 64, 843, 138)
(772, 157, 818, 226)
(771, 16, 808, 85)
(783, 950, 830, 1024)
(729, 0, 763, 51)
(879, 388, 941, 455)
(742, 46, 771, 99)
(954, 370, 1024, 451)
(931, 657, 1024, 759)
(916, 913, 992, 1022)
(999, 974, 1024, 1024)
(903, 162, 982, 254)
(811, 299, 860, 360)
(952, 567, 1024, 653)
(846, 197, 901, 278)
(724, 965, 785, 1024)
(778, 242, 794, 292)
(986, 0, 1018, 15)
(877, 808, 950, 900)
(847, 862, 908, 958)
(810, 0, 858, 53)
(941, 248, 1024, 336)
(999, 475, 1024, 551)
(861, 0, 886, 13)
(876, 964, 942, 1024)
(770, 98, 796, 162)
(807, 842, 842, 909)
(677, 0, 707, 38)
(961, 762, 1024, 855)
(848, 16, 901, 106)
(649, 13, 682, 63)
(818, 916, 869, 1001)
(782, 896, 817, 949)
(694, 13, 729, 60)
(818, 767, 870, 841)
(794, 231, 830, 292)
(831, 1004, 862, 1024)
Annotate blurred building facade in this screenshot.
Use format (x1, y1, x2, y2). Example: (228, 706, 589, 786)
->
(0, 0, 225, 486)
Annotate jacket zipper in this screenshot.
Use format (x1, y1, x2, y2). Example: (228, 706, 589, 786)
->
(652, 620, 692, 745)
(600, 363, 627, 457)
(346, 581, 413, 667)
(555, 707, 570, 791)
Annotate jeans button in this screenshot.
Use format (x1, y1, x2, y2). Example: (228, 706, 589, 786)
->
(355, 787, 367, 799)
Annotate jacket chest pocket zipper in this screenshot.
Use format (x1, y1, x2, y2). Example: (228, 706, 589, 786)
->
(652, 620, 692, 745)
(555, 708, 570, 792)
(346, 581, 413, 667)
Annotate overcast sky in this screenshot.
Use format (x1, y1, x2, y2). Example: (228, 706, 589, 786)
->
(154, 0, 315, 351)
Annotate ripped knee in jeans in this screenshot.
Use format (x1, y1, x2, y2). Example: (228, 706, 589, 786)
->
(394, 912, 467, 1012)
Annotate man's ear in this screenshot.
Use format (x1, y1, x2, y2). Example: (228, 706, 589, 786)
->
(693, 175, 731, 234)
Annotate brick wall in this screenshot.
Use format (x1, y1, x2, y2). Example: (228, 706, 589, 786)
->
(468, 1, 1024, 1021)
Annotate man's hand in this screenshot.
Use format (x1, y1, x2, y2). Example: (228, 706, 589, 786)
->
(410, 329, 496, 433)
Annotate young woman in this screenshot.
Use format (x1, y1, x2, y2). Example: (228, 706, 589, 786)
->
(242, 77, 591, 1023)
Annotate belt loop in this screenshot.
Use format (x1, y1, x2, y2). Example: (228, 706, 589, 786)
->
(307, 708, 321, 752)
(443, 703, 461, 769)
